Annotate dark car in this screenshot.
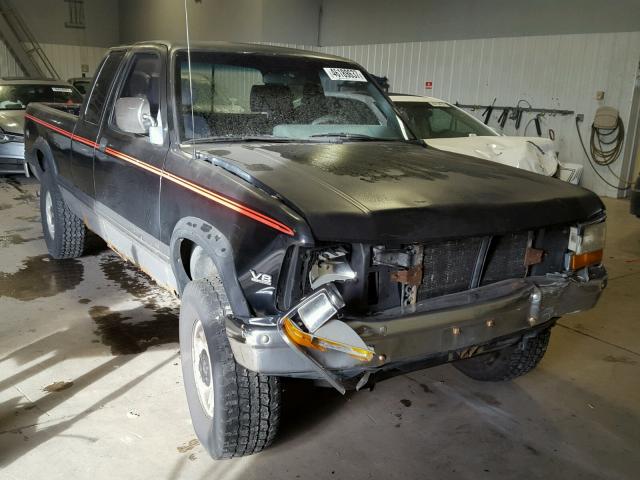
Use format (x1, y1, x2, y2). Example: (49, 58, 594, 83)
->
(24, 41, 607, 459)
(67, 76, 93, 96)
(0, 78, 82, 174)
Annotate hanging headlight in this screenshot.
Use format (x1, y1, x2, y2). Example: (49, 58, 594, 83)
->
(279, 284, 374, 363)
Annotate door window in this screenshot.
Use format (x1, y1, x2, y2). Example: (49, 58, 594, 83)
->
(111, 52, 162, 133)
(85, 51, 125, 124)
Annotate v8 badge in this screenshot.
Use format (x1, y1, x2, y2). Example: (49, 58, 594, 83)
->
(250, 270, 272, 286)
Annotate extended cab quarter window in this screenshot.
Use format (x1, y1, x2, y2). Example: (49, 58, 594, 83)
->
(85, 51, 125, 124)
(112, 52, 162, 133)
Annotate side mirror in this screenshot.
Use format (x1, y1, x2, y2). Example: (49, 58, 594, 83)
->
(114, 97, 155, 134)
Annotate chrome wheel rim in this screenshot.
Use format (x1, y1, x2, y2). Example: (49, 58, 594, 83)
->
(192, 318, 214, 418)
(45, 191, 55, 239)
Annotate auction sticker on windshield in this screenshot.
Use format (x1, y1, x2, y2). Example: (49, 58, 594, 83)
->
(52, 87, 73, 93)
(323, 68, 367, 82)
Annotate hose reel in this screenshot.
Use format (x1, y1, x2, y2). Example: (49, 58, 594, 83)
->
(576, 105, 630, 192)
(590, 106, 625, 167)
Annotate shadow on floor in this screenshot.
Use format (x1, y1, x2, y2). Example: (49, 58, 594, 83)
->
(275, 378, 353, 445)
(0, 353, 179, 468)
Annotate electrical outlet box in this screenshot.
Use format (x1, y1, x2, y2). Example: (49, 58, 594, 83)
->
(576, 113, 584, 122)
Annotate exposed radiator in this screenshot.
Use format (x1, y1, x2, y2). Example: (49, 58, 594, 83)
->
(418, 232, 530, 301)
(420, 237, 485, 300)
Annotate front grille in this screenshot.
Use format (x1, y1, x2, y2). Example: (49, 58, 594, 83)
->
(417, 232, 530, 301)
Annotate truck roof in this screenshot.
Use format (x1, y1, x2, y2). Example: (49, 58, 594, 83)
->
(112, 40, 352, 63)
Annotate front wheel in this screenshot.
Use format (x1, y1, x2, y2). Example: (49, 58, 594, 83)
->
(179, 277, 281, 459)
(453, 328, 551, 381)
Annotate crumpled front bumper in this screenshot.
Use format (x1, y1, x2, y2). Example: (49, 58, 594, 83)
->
(226, 268, 606, 379)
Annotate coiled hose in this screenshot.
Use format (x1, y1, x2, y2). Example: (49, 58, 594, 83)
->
(576, 115, 630, 191)
(590, 117, 625, 166)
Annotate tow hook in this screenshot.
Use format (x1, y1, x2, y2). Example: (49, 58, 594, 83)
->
(277, 284, 375, 395)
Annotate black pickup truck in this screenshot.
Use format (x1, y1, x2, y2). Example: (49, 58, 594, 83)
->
(25, 41, 607, 459)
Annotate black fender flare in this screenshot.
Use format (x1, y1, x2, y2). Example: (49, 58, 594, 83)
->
(28, 136, 58, 179)
(169, 216, 250, 318)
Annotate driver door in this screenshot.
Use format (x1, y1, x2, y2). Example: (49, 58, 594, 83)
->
(93, 47, 168, 241)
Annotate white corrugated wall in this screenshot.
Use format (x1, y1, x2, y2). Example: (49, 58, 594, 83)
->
(267, 32, 640, 197)
(0, 41, 106, 81)
(0, 40, 23, 77)
(39, 43, 106, 81)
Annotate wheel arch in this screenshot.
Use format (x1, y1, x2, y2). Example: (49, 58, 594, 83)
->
(169, 216, 251, 318)
(28, 137, 58, 180)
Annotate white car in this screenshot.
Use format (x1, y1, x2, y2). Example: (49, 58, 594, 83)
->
(390, 94, 582, 184)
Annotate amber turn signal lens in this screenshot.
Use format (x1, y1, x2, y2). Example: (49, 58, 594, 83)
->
(282, 317, 374, 362)
(282, 317, 326, 352)
(569, 249, 603, 270)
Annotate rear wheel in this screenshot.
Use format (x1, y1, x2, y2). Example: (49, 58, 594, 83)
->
(40, 173, 86, 259)
(179, 277, 281, 459)
(453, 328, 551, 381)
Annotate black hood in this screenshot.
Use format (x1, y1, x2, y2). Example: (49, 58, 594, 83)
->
(199, 142, 604, 243)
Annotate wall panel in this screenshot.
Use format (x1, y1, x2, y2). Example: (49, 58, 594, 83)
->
(0, 41, 23, 77)
(0, 42, 105, 81)
(39, 43, 106, 80)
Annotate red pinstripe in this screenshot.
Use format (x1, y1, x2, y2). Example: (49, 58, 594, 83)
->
(25, 113, 295, 236)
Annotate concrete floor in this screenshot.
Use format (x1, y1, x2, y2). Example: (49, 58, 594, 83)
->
(0, 175, 638, 480)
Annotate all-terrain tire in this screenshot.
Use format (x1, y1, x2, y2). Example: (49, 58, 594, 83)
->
(453, 328, 551, 381)
(40, 173, 86, 259)
(179, 277, 281, 459)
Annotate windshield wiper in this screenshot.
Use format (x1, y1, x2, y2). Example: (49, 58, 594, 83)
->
(184, 135, 299, 145)
(183, 133, 401, 145)
(309, 133, 396, 141)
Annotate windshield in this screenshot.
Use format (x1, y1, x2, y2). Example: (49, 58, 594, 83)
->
(0, 84, 82, 110)
(395, 101, 497, 139)
(175, 51, 412, 143)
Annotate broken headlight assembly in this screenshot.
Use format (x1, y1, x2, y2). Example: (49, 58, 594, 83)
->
(280, 285, 374, 362)
(277, 245, 358, 311)
(277, 247, 373, 393)
(566, 220, 606, 270)
(285, 246, 370, 361)
(277, 285, 374, 394)
(307, 246, 357, 289)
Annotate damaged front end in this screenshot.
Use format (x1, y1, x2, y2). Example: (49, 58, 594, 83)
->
(226, 220, 607, 393)
(227, 245, 378, 393)
(278, 284, 374, 394)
